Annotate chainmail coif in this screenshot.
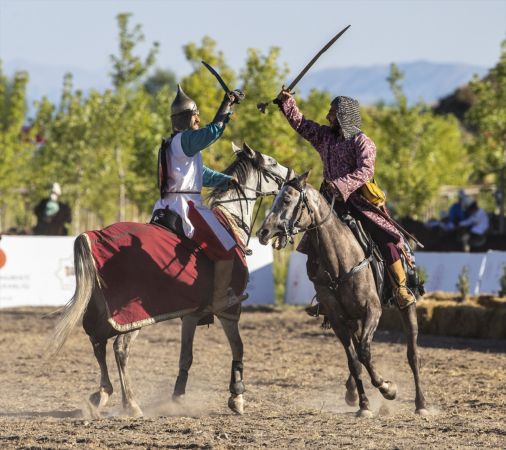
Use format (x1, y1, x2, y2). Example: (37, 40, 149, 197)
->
(331, 96, 362, 140)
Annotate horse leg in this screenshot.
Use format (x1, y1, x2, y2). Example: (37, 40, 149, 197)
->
(173, 314, 200, 400)
(113, 330, 143, 417)
(329, 319, 372, 418)
(88, 336, 113, 411)
(217, 313, 244, 415)
(399, 303, 429, 415)
(356, 306, 397, 401)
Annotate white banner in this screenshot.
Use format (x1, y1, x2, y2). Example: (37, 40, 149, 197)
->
(477, 251, 506, 295)
(0, 236, 76, 308)
(285, 252, 315, 305)
(285, 250, 506, 304)
(0, 236, 274, 308)
(414, 252, 485, 294)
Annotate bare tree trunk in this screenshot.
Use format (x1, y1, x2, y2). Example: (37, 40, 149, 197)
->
(116, 146, 126, 222)
(499, 165, 505, 234)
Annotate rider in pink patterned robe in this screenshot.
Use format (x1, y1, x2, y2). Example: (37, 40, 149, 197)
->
(277, 91, 415, 309)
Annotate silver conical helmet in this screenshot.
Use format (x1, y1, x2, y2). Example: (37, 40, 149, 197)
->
(171, 84, 198, 116)
(171, 84, 199, 132)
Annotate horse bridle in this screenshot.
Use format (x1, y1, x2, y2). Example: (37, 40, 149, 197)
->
(213, 163, 295, 247)
(278, 179, 336, 244)
(278, 179, 373, 291)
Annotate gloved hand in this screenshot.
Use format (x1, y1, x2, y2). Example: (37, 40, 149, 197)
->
(228, 176, 239, 189)
(322, 179, 343, 201)
(227, 89, 245, 105)
(275, 86, 295, 105)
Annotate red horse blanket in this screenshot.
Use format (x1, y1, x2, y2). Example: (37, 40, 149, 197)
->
(85, 220, 247, 332)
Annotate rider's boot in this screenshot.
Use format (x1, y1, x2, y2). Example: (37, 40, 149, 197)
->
(211, 259, 248, 313)
(388, 260, 416, 309)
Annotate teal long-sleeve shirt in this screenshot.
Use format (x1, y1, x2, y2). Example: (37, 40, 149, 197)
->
(180, 121, 232, 191)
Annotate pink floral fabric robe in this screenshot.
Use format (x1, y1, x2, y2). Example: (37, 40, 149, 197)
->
(278, 96, 404, 250)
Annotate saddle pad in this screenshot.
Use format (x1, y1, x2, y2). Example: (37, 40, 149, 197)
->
(85, 221, 247, 332)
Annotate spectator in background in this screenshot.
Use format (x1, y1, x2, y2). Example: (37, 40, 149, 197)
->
(458, 198, 489, 252)
(447, 189, 469, 231)
(33, 182, 72, 235)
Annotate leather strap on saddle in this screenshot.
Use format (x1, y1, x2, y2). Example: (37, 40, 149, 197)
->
(150, 208, 185, 237)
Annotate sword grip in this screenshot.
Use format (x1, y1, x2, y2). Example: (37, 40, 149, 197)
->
(257, 102, 269, 113)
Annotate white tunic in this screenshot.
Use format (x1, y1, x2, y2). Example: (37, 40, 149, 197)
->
(152, 132, 235, 250)
(459, 208, 490, 235)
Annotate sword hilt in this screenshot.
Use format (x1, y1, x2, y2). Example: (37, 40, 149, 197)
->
(257, 101, 270, 114)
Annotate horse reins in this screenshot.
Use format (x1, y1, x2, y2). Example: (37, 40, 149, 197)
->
(279, 180, 373, 290)
(213, 164, 294, 250)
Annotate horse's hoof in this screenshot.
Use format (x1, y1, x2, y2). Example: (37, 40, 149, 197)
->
(89, 388, 111, 409)
(126, 403, 143, 418)
(172, 394, 185, 404)
(228, 394, 244, 415)
(379, 381, 397, 401)
(356, 408, 373, 418)
(416, 408, 430, 417)
(345, 390, 358, 406)
(82, 398, 101, 420)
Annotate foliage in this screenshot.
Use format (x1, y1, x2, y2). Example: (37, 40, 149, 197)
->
(0, 64, 32, 229)
(466, 40, 506, 231)
(143, 68, 177, 97)
(110, 13, 159, 90)
(362, 64, 470, 218)
(1, 13, 503, 245)
(456, 265, 470, 302)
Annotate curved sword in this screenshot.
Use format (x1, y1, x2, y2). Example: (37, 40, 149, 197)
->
(257, 25, 351, 113)
(201, 60, 231, 94)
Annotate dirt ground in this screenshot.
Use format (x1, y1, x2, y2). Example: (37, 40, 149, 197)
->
(0, 307, 505, 449)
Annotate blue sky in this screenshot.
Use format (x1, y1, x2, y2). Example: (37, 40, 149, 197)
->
(1, 0, 505, 78)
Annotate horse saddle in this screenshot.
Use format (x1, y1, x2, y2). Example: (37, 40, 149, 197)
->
(339, 209, 425, 306)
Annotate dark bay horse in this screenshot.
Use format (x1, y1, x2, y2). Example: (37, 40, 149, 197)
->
(257, 172, 428, 417)
(48, 143, 291, 417)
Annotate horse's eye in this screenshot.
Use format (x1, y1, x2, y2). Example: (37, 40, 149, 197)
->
(283, 198, 290, 205)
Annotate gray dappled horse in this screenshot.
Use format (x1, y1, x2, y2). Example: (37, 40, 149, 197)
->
(257, 172, 428, 417)
(49, 143, 291, 417)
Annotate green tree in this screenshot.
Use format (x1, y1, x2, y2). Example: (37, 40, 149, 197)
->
(110, 13, 159, 90)
(466, 40, 506, 232)
(0, 63, 32, 230)
(362, 64, 469, 218)
(144, 68, 177, 96)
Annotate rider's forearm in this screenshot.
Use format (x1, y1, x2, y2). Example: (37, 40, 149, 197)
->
(278, 96, 328, 151)
(180, 124, 225, 157)
(202, 165, 231, 189)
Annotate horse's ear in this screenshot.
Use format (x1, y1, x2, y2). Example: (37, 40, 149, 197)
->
(298, 170, 310, 187)
(232, 142, 242, 154)
(242, 142, 255, 159)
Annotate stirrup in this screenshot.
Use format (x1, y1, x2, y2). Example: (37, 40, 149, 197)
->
(305, 303, 322, 317)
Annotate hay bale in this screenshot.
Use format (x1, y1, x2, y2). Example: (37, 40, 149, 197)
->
(486, 308, 506, 339)
(476, 296, 506, 309)
(431, 303, 494, 338)
(378, 297, 505, 339)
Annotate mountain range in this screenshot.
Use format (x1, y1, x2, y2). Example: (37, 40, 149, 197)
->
(298, 61, 488, 105)
(4, 59, 489, 114)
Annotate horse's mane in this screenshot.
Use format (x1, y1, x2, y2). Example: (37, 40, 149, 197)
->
(208, 149, 266, 201)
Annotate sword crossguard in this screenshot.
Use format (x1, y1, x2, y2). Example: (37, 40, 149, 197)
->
(257, 102, 269, 114)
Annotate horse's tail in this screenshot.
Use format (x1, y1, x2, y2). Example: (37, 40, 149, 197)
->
(48, 233, 97, 356)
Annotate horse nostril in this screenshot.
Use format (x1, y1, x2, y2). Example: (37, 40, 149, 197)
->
(257, 228, 268, 238)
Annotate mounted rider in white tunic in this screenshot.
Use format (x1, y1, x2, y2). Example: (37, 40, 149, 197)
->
(151, 84, 247, 313)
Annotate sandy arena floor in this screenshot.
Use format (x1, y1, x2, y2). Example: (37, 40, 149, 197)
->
(0, 307, 504, 449)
